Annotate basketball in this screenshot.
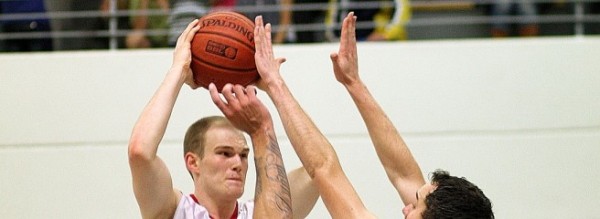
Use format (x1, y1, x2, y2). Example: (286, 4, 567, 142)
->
(191, 11, 258, 92)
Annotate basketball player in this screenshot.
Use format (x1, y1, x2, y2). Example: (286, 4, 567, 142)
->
(128, 19, 318, 219)
(232, 13, 493, 218)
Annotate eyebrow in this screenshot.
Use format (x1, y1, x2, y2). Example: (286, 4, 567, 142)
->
(215, 146, 250, 153)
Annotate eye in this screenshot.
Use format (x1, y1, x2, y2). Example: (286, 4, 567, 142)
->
(218, 151, 233, 157)
(240, 153, 249, 159)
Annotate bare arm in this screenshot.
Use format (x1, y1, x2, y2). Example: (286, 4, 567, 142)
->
(288, 167, 319, 219)
(254, 15, 375, 219)
(330, 12, 424, 206)
(210, 84, 319, 218)
(209, 84, 292, 218)
(127, 20, 200, 218)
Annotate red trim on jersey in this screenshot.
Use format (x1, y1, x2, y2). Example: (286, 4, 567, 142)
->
(189, 194, 239, 219)
(190, 194, 200, 204)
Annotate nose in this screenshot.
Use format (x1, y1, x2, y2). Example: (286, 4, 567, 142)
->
(231, 154, 242, 172)
(402, 204, 413, 217)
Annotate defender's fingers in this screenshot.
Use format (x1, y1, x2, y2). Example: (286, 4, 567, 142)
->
(350, 13, 357, 41)
(255, 15, 264, 29)
(254, 16, 265, 52)
(265, 23, 273, 45)
(330, 52, 339, 62)
(276, 57, 286, 65)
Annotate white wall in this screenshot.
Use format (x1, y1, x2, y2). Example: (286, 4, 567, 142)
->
(1, 37, 599, 219)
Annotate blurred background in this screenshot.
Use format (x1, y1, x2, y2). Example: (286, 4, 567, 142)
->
(1, 0, 599, 52)
(2, 1, 599, 218)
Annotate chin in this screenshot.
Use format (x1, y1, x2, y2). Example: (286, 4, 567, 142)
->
(226, 183, 245, 197)
(235, 190, 244, 198)
(228, 189, 244, 199)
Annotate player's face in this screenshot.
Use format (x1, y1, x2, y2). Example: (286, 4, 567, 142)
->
(199, 126, 249, 198)
(402, 183, 436, 219)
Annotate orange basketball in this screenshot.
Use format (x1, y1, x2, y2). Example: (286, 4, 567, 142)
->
(191, 11, 258, 92)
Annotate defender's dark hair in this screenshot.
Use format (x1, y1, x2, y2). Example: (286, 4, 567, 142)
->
(422, 170, 494, 219)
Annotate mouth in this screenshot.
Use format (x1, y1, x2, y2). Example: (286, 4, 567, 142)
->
(227, 177, 242, 182)
(226, 178, 243, 188)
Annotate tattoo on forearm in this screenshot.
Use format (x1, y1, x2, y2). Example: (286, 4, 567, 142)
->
(255, 133, 292, 217)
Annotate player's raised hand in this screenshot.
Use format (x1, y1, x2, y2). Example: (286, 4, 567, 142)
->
(330, 12, 359, 87)
(173, 19, 200, 89)
(253, 15, 287, 91)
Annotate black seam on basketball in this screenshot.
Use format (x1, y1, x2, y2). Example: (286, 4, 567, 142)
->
(196, 30, 255, 52)
(228, 13, 255, 27)
(192, 56, 257, 72)
(205, 12, 254, 27)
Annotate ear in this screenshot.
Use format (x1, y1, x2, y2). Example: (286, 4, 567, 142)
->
(185, 152, 201, 175)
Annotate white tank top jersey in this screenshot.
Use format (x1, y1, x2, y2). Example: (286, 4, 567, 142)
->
(173, 194, 254, 219)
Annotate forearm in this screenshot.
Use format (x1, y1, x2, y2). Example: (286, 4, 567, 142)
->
(344, 81, 423, 183)
(288, 167, 319, 219)
(267, 82, 372, 218)
(129, 66, 186, 159)
(252, 127, 292, 219)
(267, 82, 338, 177)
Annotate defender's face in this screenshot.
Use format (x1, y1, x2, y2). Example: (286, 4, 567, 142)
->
(199, 126, 249, 198)
(403, 183, 436, 219)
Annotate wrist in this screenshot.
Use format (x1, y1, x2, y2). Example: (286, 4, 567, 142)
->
(265, 78, 286, 96)
(249, 123, 273, 139)
(345, 79, 367, 93)
(250, 126, 274, 153)
(167, 65, 187, 85)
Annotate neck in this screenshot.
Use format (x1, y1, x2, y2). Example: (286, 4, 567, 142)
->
(194, 191, 237, 219)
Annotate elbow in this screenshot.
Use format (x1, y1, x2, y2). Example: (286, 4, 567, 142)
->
(305, 154, 340, 181)
(127, 134, 154, 164)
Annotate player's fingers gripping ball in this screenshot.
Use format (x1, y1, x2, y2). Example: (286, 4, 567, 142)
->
(191, 11, 259, 92)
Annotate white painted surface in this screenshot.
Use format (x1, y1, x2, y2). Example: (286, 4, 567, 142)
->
(1, 37, 599, 218)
